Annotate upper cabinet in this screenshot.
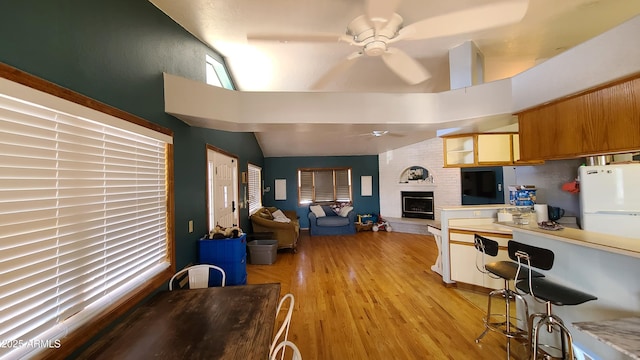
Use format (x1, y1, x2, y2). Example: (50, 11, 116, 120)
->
(443, 133, 535, 167)
(443, 135, 475, 166)
(516, 74, 640, 161)
(476, 134, 512, 163)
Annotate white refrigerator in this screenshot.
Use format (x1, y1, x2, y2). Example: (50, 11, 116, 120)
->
(579, 164, 640, 239)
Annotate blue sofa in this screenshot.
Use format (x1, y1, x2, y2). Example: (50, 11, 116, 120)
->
(308, 205, 356, 236)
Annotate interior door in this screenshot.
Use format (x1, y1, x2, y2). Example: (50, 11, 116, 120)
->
(207, 147, 239, 230)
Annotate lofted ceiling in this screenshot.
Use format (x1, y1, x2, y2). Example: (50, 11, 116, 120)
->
(149, 0, 640, 157)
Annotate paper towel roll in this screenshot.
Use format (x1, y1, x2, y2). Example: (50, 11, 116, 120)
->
(534, 204, 549, 222)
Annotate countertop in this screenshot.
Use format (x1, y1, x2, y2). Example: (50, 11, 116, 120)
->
(573, 317, 640, 359)
(448, 222, 513, 235)
(501, 222, 640, 259)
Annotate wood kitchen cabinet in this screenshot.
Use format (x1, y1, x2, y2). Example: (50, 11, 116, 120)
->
(443, 133, 538, 167)
(517, 74, 640, 161)
(449, 229, 512, 290)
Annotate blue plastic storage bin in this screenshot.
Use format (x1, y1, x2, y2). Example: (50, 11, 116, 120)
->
(198, 234, 247, 286)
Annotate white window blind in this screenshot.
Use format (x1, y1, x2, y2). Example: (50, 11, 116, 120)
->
(0, 89, 170, 359)
(298, 168, 352, 204)
(247, 164, 262, 215)
(335, 169, 352, 202)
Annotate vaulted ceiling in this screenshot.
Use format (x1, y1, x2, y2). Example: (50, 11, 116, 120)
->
(150, 0, 640, 156)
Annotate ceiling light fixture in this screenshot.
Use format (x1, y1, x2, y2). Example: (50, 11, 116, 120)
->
(372, 130, 389, 137)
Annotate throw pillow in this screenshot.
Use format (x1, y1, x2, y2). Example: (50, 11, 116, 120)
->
(310, 205, 326, 217)
(339, 206, 353, 217)
(271, 209, 291, 223)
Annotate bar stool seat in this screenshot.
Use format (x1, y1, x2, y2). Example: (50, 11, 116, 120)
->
(516, 278, 597, 306)
(486, 260, 545, 282)
(511, 241, 597, 360)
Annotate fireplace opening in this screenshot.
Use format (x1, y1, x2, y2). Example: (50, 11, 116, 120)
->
(401, 191, 434, 219)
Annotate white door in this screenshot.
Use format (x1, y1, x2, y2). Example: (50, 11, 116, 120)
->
(207, 148, 239, 230)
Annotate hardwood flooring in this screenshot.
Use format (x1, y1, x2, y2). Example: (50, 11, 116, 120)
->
(247, 231, 524, 360)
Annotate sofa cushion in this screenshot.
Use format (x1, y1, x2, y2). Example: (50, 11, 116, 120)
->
(310, 205, 326, 218)
(338, 206, 353, 217)
(316, 216, 350, 227)
(271, 209, 291, 223)
(321, 205, 337, 216)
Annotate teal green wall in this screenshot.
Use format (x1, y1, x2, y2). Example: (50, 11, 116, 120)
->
(263, 156, 380, 228)
(0, 0, 264, 269)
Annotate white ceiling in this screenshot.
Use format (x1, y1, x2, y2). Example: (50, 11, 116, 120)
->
(149, 0, 640, 157)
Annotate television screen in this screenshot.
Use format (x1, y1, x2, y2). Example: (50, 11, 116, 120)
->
(462, 170, 497, 199)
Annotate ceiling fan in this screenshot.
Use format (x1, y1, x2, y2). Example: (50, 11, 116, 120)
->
(347, 130, 406, 139)
(248, 0, 529, 89)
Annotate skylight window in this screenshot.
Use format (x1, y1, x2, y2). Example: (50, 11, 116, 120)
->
(205, 54, 235, 90)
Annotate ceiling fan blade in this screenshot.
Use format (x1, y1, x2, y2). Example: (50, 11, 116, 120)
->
(311, 52, 363, 90)
(247, 33, 354, 44)
(381, 48, 431, 85)
(366, 0, 402, 24)
(397, 0, 529, 41)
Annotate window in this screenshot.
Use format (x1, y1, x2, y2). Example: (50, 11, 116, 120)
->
(298, 168, 352, 204)
(0, 67, 173, 359)
(205, 54, 235, 90)
(247, 164, 262, 214)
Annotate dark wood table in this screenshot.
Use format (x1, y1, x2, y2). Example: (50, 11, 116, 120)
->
(78, 283, 281, 360)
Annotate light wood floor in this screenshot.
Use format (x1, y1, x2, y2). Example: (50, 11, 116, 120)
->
(247, 231, 524, 360)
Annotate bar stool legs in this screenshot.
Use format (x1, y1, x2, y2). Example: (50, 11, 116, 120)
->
(528, 303, 574, 360)
(475, 278, 529, 360)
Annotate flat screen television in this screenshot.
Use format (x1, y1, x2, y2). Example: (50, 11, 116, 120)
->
(461, 167, 503, 205)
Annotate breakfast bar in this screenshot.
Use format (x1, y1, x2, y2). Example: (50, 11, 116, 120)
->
(498, 223, 640, 360)
(436, 205, 640, 359)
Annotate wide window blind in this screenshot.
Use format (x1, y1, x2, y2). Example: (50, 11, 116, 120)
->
(0, 89, 171, 359)
(247, 164, 262, 215)
(298, 168, 352, 204)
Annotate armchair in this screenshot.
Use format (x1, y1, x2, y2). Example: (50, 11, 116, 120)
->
(308, 204, 356, 236)
(250, 207, 299, 252)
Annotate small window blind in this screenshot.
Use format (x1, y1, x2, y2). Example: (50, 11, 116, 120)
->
(335, 169, 352, 202)
(298, 171, 314, 204)
(247, 164, 262, 214)
(298, 168, 352, 204)
(314, 170, 334, 202)
(0, 84, 171, 359)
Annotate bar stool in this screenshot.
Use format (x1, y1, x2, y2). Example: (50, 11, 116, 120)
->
(510, 241, 597, 360)
(473, 234, 545, 360)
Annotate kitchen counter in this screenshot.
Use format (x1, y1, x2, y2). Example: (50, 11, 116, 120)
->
(501, 222, 640, 259)
(448, 222, 513, 235)
(504, 223, 640, 360)
(573, 317, 640, 359)
(438, 205, 510, 284)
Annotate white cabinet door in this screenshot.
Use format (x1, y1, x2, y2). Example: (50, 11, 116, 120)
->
(449, 230, 513, 289)
(477, 134, 512, 163)
(450, 243, 485, 285)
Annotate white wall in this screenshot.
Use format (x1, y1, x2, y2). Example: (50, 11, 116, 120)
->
(378, 137, 460, 221)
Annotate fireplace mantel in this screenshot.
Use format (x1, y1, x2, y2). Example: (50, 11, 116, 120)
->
(398, 182, 437, 190)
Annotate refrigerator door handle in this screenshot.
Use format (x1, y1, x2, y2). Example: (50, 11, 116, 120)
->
(592, 210, 640, 216)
